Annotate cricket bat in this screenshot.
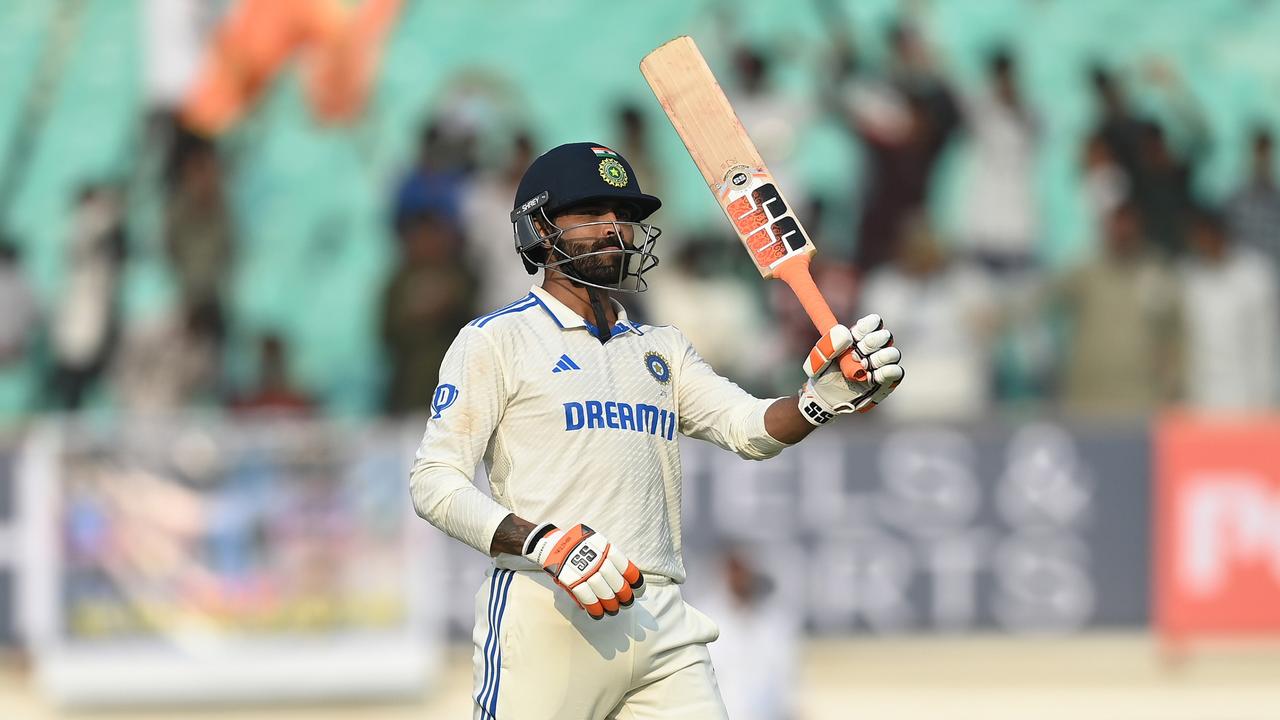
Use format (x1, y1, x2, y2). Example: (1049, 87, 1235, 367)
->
(640, 36, 867, 382)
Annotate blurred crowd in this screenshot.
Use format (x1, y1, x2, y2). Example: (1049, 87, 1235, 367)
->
(1, 9, 1278, 425)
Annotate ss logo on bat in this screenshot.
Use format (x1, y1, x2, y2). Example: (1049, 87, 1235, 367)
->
(726, 182, 807, 254)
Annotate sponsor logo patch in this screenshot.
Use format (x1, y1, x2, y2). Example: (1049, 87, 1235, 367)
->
(431, 383, 458, 419)
(563, 400, 677, 441)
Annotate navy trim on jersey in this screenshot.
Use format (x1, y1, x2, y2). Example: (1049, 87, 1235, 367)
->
(469, 294, 536, 327)
(474, 297, 538, 328)
(477, 569, 515, 718)
(582, 319, 643, 339)
(529, 287, 644, 339)
(531, 289, 644, 336)
(529, 293, 566, 329)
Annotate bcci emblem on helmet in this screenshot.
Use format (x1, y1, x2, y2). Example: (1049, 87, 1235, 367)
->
(598, 158, 629, 188)
(510, 141, 662, 288)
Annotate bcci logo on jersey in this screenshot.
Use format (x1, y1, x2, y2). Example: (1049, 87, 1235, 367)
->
(643, 352, 671, 384)
(563, 400, 677, 441)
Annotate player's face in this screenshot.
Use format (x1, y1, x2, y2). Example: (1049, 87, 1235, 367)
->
(552, 203, 638, 285)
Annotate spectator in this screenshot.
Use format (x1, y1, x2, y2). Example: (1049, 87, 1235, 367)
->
(886, 19, 960, 131)
(859, 213, 999, 421)
(953, 48, 1052, 402)
(114, 302, 224, 414)
(1133, 120, 1200, 256)
(1180, 208, 1277, 411)
(166, 134, 234, 320)
(729, 45, 810, 210)
(393, 119, 473, 230)
(615, 103, 665, 205)
(1089, 65, 1144, 182)
(1080, 130, 1131, 243)
(828, 20, 959, 271)
(49, 186, 128, 410)
(612, 105, 665, 323)
(230, 334, 313, 414)
(461, 130, 540, 312)
(1091, 61, 1207, 256)
(0, 240, 38, 368)
(380, 211, 476, 415)
(956, 48, 1039, 272)
(1226, 127, 1280, 274)
(1055, 199, 1183, 416)
(700, 546, 799, 720)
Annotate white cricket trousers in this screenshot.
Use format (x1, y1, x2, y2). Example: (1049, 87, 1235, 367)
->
(472, 567, 729, 720)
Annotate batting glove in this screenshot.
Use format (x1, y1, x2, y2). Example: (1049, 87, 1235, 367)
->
(522, 523, 645, 619)
(798, 314, 903, 424)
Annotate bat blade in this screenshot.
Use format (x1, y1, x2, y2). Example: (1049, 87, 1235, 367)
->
(640, 36, 815, 279)
(641, 35, 868, 382)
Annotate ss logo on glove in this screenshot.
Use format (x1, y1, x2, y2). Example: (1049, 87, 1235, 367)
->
(801, 402, 834, 425)
(570, 547, 598, 571)
(523, 523, 645, 619)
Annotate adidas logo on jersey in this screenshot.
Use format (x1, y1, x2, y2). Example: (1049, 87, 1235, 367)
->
(552, 354, 581, 373)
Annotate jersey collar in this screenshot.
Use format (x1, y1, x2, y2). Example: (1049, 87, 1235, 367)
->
(529, 284, 644, 338)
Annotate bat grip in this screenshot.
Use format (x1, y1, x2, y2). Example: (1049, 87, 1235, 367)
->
(774, 258, 868, 383)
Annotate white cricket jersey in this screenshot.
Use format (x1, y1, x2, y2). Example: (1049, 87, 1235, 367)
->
(410, 284, 787, 582)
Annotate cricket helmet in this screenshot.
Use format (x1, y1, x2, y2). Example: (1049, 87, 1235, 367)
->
(510, 142, 662, 292)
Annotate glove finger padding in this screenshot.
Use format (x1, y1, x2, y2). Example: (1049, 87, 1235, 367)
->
(850, 314, 885, 342)
(798, 314, 903, 423)
(597, 559, 628, 605)
(872, 363, 904, 385)
(570, 580, 605, 619)
(524, 522, 640, 620)
(856, 328, 893, 357)
(608, 548, 644, 605)
(856, 365, 904, 413)
(866, 347, 901, 370)
(585, 572, 620, 615)
(803, 315, 895, 380)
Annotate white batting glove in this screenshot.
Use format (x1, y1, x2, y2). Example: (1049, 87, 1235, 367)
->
(798, 314, 903, 425)
(522, 523, 645, 619)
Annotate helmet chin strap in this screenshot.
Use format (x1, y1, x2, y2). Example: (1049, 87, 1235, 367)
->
(585, 286, 612, 344)
(547, 236, 616, 343)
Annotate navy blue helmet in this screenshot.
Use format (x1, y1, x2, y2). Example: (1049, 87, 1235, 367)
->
(510, 142, 662, 292)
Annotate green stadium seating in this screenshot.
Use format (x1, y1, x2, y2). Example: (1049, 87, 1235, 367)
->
(3, 0, 1279, 418)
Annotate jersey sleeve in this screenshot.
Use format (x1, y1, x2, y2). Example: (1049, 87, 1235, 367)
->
(409, 326, 513, 555)
(673, 330, 790, 460)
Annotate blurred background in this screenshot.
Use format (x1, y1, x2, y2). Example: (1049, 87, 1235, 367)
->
(1, 0, 1280, 717)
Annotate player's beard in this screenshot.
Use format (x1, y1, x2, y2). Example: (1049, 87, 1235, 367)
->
(565, 238, 628, 287)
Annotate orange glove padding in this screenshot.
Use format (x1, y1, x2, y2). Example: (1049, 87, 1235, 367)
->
(522, 523, 644, 619)
(799, 314, 904, 423)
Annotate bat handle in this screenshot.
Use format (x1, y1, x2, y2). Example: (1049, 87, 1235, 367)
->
(774, 258, 869, 383)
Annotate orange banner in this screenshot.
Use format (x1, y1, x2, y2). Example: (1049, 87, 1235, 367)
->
(182, 0, 401, 135)
(1155, 415, 1280, 642)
